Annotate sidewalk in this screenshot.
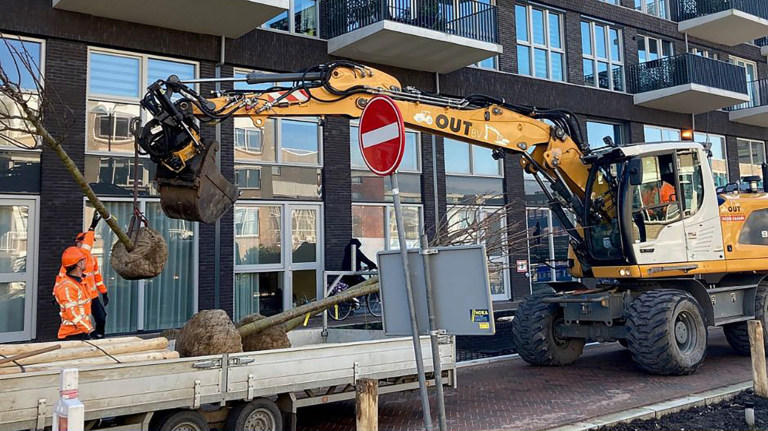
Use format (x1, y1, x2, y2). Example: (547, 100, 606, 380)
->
(296, 328, 752, 431)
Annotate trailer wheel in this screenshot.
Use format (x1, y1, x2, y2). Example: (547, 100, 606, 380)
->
(512, 294, 585, 366)
(155, 410, 210, 431)
(626, 290, 708, 375)
(724, 280, 768, 355)
(226, 399, 283, 431)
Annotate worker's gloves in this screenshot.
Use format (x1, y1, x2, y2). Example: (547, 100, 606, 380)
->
(89, 212, 102, 231)
(102, 292, 110, 307)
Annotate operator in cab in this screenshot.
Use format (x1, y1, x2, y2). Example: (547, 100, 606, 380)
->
(54, 247, 94, 340)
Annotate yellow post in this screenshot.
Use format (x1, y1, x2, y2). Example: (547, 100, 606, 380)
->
(748, 320, 768, 397)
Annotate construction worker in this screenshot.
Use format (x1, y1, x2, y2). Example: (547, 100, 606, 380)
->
(55, 213, 109, 338)
(54, 247, 94, 340)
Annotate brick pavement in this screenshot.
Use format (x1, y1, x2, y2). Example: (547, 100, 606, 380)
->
(296, 328, 752, 431)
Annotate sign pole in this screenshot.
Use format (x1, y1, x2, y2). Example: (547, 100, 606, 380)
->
(421, 232, 447, 431)
(391, 172, 433, 431)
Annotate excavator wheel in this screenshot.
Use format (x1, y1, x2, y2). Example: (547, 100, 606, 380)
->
(512, 294, 585, 366)
(626, 289, 708, 375)
(158, 140, 238, 224)
(723, 280, 768, 355)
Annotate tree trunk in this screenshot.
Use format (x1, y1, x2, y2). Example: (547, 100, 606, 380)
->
(237, 277, 379, 337)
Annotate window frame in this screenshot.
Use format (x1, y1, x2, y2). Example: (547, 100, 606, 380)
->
(349, 120, 421, 174)
(444, 138, 503, 178)
(581, 19, 625, 92)
(737, 138, 766, 180)
(585, 120, 624, 148)
(516, 3, 566, 82)
(694, 132, 728, 186)
(82, 196, 199, 332)
(644, 125, 681, 142)
(352, 202, 424, 253)
(233, 68, 324, 169)
(637, 35, 674, 63)
(0, 33, 46, 153)
(525, 206, 578, 291)
(261, 0, 320, 38)
(633, 0, 671, 19)
(85, 47, 199, 158)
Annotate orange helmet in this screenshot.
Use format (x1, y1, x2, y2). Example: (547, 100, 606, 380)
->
(61, 247, 86, 268)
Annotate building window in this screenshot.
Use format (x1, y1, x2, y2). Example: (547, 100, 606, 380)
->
(352, 204, 423, 258)
(644, 125, 680, 142)
(473, 56, 498, 70)
(85, 201, 197, 333)
(694, 132, 728, 187)
(598, 0, 620, 3)
(263, 0, 318, 37)
(516, 4, 565, 81)
(731, 57, 759, 108)
(738, 138, 766, 182)
(581, 21, 624, 91)
(527, 208, 574, 293)
(351, 123, 420, 173)
(0, 35, 43, 151)
(87, 49, 197, 155)
(637, 35, 673, 63)
(586, 121, 623, 148)
(690, 47, 718, 60)
(444, 138, 502, 177)
(634, 0, 669, 19)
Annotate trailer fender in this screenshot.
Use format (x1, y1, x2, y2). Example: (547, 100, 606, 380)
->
(656, 279, 714, 326)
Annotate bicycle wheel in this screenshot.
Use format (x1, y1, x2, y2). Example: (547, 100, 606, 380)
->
(366, 292, 382, 317)
(328, 299, 354, 321)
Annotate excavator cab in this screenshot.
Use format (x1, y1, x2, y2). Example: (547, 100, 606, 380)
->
(137, 76, 238, 224)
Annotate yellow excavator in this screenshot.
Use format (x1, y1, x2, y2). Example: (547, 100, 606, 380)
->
(138, 61, 768, 375)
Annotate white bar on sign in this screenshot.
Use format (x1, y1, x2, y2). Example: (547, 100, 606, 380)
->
(362, 123, 400, 148)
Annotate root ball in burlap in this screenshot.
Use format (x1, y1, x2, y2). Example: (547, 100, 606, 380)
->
(110, 227, 168, 280)
(176, 310, 243, 357)
(236, 314, 292, 352)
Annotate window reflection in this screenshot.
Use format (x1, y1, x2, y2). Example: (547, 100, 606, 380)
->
(446, 176, 504, 205)
(0, 151, 40, 193)
(235, 165, 321, 200)
(85, 155, 158, 197)
(234, 205, 282, 266)
(86, 101, 140, 154)
(351, 171, 421, 203)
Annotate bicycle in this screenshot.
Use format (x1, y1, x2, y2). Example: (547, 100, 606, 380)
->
(327, 280, 382, 321)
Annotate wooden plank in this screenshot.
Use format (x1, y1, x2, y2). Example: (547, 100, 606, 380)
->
(0, 337, 144, 356)
(0, 338, 168, 368)
(749, 320, 768, 397)
(355, 379, 378, 431)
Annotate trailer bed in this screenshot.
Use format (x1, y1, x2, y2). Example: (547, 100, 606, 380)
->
(0, 328, 456, 431)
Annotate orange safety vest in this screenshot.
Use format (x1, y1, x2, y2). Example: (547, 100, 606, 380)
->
(55, 231, 107, 300)
(54, 275, 93, 339)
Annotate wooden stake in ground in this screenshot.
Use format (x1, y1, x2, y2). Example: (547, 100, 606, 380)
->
(356, 378, 379, 431)
(748, 320, 768, 397)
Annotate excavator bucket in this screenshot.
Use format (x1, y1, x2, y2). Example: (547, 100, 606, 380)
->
(157, 141, 238, 224)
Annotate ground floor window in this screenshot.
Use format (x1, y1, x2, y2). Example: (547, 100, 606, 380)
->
(85, 200, 197, 333)
(0, 197, 37, 342)
(694, 132, 728, 187)
(233, 202, 322, 321)
(351, 204, 423, 259)
(527, 207, 574, 294)
(738, 138, 766, 184)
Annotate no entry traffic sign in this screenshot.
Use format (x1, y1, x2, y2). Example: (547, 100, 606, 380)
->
(358, 95, 405, 177)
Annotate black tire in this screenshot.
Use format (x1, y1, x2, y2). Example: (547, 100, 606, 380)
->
(366, 292, 382, 317)
(724, 281, 768, 355)
(618, 339, 629, 349)
(226, 399, 283, 431)
(626, 289, 708, 376)
(155, 410, 210, 431)
(512, 294, 585, 366)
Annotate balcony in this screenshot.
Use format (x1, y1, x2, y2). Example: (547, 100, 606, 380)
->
(52, 0, 288, 38)
(326, 0, 503, 73)
(757, 37, 768, 56)
(627, 54, 750, 114)
(728, 79, 768, 126)
(675, 0, 768, 46)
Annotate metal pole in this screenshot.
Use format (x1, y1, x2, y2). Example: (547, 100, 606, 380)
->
(421, 232, 447, 431)
(214, 35, 224, 310)
(391, 173, 433, 431)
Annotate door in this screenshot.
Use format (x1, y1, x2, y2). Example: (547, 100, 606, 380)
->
(678, 149, 725, 262)
(286, 204, 323, 310)
(732, 57, 759, 108)
(629, 154, 689, 265)
(0, 198, 37, 342)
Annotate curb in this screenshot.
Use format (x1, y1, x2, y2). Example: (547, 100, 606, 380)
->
(546, 381, 753, 431)
(457, 342, 603, 369)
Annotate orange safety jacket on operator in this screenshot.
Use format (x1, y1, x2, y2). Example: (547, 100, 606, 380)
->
(54, 274, 94, 339)
(55, 231, 107, 300)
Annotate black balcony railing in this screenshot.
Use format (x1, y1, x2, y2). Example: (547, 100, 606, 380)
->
(755, 36, 768, 46)
(326, 0, 498, 43)
(726, 79, 768, 111)
(675, 0, 768, 22)
(626, 53, 748, 96)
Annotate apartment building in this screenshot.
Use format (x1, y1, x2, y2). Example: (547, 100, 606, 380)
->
(1, 0, 767, 341)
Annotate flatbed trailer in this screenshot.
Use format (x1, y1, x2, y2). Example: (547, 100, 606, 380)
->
(0, 328, 456, 431)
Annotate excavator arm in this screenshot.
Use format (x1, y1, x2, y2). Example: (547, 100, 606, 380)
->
(138, 61, 609, 272)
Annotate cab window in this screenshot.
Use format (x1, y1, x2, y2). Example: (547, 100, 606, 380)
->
(677, 150, 704, 218)
(630, 153, 681, 243)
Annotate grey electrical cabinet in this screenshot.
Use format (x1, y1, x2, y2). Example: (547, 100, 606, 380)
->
(377, 244, 495, 336)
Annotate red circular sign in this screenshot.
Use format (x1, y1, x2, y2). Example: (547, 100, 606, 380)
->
(358, 95, 405, 177)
